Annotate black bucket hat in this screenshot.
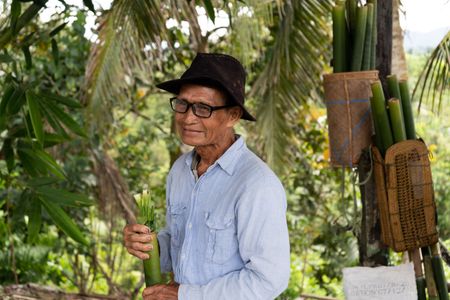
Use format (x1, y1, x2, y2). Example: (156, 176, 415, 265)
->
(156, 53, 256, 121)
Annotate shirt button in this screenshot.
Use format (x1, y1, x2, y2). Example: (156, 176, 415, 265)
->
(188, 223, 192, 229)
(181, 254, 185, 260)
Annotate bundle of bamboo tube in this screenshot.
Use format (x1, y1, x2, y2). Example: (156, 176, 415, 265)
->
(370, 76, 449, 300)
(332, 0, 377, 73)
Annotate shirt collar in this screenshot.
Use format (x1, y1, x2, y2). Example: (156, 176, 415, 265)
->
(184, 135, 245, 176)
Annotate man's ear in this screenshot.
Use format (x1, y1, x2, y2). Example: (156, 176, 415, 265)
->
(227, 107, 243, 125)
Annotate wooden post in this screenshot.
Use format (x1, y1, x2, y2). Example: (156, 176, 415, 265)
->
(358, 150, 389, 266)
(376, 0, 393, 92)
(357, 0, 393, 267)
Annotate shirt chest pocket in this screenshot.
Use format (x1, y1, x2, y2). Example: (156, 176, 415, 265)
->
(205, 214, 238, 264)
(169, 204, 186, 249)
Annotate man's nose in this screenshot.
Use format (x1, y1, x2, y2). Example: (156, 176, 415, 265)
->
(183, 105, 198, 121)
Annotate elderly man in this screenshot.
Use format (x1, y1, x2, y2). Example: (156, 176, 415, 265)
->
(123, 53, 290, 300)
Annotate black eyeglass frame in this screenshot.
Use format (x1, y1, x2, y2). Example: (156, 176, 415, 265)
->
(169, 97, 235, 118)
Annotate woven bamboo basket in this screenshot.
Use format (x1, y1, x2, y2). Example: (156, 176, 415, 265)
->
(372, 139, 438, 252)
(323, 71, 379, 167)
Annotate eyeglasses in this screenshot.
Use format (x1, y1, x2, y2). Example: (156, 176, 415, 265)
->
(170, 97, 234, 118)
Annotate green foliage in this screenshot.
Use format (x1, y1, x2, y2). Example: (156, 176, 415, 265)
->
(413, 30, 450, 112)
(0, 1, 93, 284)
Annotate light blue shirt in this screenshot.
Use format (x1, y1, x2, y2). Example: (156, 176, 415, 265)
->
(157, 136, 290, 299)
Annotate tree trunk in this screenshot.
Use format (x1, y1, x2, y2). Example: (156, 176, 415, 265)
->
(391, 0, 408, 81)
(376, 0, 393, 93)
(91, 148, 137, 224)
(357, 0, 393, 266)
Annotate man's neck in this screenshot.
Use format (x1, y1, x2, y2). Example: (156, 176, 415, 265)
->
(194, 132, 236, 173)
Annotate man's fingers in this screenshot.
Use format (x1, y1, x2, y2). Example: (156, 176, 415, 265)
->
(124, 240, 153, 252)
(124, 224, 151, 235)
(142, 285, 165, 296)
(126, 248, 150, 260)
(127, 233, 153, 243)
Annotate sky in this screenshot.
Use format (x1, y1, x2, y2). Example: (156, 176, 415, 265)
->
(39, 0, 450, 40)
(399, 0, 450, 32)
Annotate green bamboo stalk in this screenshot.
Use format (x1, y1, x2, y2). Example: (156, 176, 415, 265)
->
(387, 74, 402, 102)
(135, 190, 162, 287)
(368, 0, 377, 69)
(422, 247, 440, 300)
(399, 80, 416, 139)
(431, 244, 449, 300)
(346, 0, 357, 41)
(372, 110, 384, 152)
(332, 4, 348, 73)
(370, 81, 394, 156)
(350, 5, 368, 71)
(388, 98, 407, 143)
(143, 232, 162, 286)
(417, 277, 427, 300)
(362, 3, 374, 70)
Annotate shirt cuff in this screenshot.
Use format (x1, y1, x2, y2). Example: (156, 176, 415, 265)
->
(179, 284, 202, 300)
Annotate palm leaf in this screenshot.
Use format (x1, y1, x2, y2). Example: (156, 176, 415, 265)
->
(249, 0, 332, 174)
(226, 0, 280, 66)
(83, 0, 170, 134)
(413, 30, 450, 113)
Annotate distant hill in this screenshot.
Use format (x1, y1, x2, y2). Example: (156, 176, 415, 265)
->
(404, 27, 449, 52)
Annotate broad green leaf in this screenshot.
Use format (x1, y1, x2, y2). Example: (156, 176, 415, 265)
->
(40, 92, 82, 108)
(46, 103, 86, 137)
(26, 90, 44, 145)
(83, 0, 95, 12)
(49, 22, 67, 36)
(6, 85, 25, 115)
(20, 148, 66, 179)
(202, 0, 215, 23)
(2, 138, 15, 172)
(17, 149, 40, 176)
(36, 186, 94, 207)
(9, 127, 27, 137)
(26, 177, 61, 187)
(51, 38, 59, 66)
(40, 198, 89, 246)
(44, 133, 69, 147)
(0, 84, 15, 130)
(27, 196, 42, 244)
(22, 45, 32, 69)
(17, 142, 49, 175)
(0, 53, 14, 63)
(33, 148, 66, 179)
(40, 104, 69, 138)
(10, 0, 21, 34)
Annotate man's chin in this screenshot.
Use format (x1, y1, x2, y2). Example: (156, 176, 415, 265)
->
(181, 138, 205, 147)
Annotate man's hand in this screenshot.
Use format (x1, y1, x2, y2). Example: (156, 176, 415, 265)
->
(123, 224, 153, 259)
(142, 283, 179, 300)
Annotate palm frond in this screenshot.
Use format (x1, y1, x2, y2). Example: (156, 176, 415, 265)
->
(226, 0, 281, 66)
(413, 30, 450, 113)
(83, 0, 170, 134)
(249, 0, 332, 174)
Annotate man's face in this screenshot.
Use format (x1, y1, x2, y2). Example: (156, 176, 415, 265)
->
(174, 84, 240, 147)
